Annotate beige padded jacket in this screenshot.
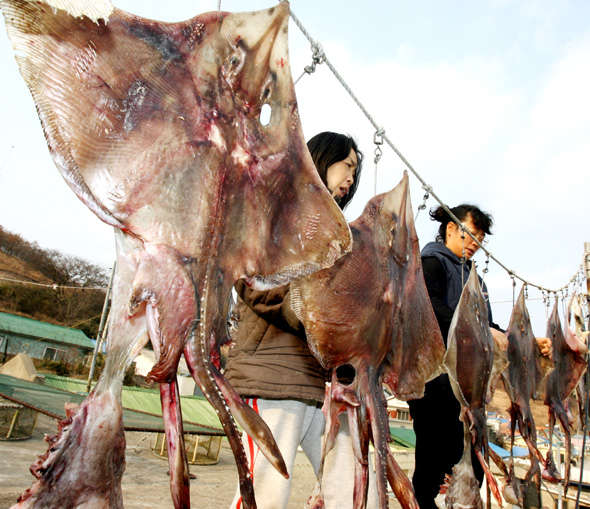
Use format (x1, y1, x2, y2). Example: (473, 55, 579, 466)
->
(223, 280, 326, 402)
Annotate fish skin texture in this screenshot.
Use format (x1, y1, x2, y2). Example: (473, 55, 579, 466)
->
(568, 294, 589, 431)
(292, 172, 445, 509)
(2, 1, 352, 508)
(501, 286, 553, 493)
(543, 300, 588, 493)
(441, 267, 504, 507)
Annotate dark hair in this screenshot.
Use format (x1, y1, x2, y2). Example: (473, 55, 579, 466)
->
(429, 204, 494, 243)
(307, 131, 363, 210)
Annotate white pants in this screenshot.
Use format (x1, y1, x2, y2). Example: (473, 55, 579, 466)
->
(229, 398, 377, 509)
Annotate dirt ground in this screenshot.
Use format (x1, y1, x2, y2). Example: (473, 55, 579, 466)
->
(0, 386, 551, 509)
(0, 413, 401, 509)
(489, 384, 550, 427)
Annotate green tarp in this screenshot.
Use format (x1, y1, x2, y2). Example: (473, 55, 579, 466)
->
(43, 374, 224, 431)
(0, 374, 223, 435)
(389, 426, 416, 449)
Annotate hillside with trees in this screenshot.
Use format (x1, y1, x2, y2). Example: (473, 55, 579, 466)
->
(0, 225, 109, 339)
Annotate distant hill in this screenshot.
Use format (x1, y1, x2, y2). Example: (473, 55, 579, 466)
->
(0, 250, 52, 286)
(0, 226, 108, 337)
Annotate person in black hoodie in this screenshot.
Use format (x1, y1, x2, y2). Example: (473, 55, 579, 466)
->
(408, 204, 551, 509)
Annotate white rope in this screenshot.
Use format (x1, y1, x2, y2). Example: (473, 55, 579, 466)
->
(288, 5, 587, 298)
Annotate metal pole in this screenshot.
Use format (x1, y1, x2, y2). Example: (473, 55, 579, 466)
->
(556, 433, 562, 509)
(86, 262, 116, 393)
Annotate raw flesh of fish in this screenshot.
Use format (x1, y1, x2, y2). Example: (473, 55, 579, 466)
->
(1, 1, 352, 507)
(291, 172, 446, 508)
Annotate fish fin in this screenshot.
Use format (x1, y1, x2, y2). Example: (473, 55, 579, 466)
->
(382, 173, 446, 400)
(211, 366, 289, 479)
(386, 448, 420, 509)
(159, 380, 190, 508)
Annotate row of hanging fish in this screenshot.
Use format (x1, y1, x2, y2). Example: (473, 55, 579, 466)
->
(1, 1, 353, 508)
(2, 0, 589, 508)
(437, 278, 588, 508)
(290, 168, 588, 509)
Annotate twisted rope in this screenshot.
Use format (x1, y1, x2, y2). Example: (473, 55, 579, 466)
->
(288, 5, 587, 298)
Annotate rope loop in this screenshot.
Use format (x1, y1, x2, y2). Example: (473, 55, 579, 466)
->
(373, 128, 385, 145)
(304, 42, 325, 74)
(294, 41, 326, 84)
(288, 5, 586, 299)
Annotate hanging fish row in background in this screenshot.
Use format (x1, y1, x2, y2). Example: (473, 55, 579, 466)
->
(441, 277, 588, 508)
(542, 295, 588, 493)
(500, 289, 588, 504)
(1, 1, 353, 508)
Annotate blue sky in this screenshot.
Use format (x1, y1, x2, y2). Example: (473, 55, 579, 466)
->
(1, 0, 588, 334)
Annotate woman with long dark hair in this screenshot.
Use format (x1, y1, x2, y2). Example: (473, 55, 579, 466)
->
(225, 132, 369, 508)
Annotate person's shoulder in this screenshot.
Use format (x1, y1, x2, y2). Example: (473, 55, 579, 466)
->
(421, 241, 446, 258)
(421, 255, 444, 274)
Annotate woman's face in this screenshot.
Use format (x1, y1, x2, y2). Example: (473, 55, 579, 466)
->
(326, 148, 358, 201)
(445, 215, 486, 260)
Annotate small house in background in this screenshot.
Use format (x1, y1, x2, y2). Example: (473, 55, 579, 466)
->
(386, 395, 412, 429)
(0, 312, 94, 363)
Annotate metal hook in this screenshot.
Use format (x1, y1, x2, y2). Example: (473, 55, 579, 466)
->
(294, 42, 326, 84)
(415, 184, 432, 221)
(373, 128, 385, 196)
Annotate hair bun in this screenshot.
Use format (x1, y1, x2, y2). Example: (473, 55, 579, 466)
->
(429, 205, 449, 224)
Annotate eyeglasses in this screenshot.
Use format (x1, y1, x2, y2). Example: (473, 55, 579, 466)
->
(460, 226, 488, 246)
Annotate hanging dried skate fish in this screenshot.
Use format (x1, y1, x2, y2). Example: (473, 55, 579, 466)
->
(501, 285, 553, 502)
(438, 267, 507, 508)
(292, 172, 446, 508)
(1, 1, 351, 507)
(543, 300, 587, 493)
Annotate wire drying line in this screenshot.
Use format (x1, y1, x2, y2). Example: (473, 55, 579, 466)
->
(0, 276, 106, 291)
(288, 5, 587, 299)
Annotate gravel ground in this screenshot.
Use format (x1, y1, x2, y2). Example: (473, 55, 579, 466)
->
(0, 413, 401, 509)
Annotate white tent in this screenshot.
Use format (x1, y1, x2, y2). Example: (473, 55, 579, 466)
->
(0, 353, 44, 383)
